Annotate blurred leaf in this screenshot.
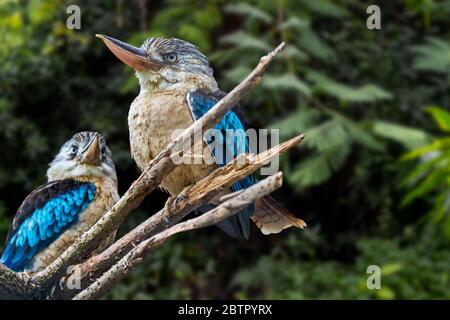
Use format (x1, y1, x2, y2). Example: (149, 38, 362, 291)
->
(411, 37, 450, 73)
(270, 108, 320, 138)
(382, 263, 402, 275)
(308, 72, 393, 103)
(372, 121, 431, 149)
(376, 287, 395, 300)
(300, 0, 349, 18)
(263, 74, 311, 97)
(220, 31, 272, 52)
(278, 16, 309, 31)
(426, 106, 450, 132)
(224, 3, 273, 23)
(297, 28, 336, 62)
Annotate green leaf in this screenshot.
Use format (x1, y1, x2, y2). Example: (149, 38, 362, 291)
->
(178, 25, 210, 51)
(382, 263, 402, 275)
(220, 31, 272, 52)
(411, 37, 450, 73)
(305, 118, 348, 152)
(289, 144, 351, 188)
(278, 46, 309, 62)
(401, 151, 447, 186)
(426, 106, 450, 132)
(263, 74, 311, 97)
(223, 66, 253, 83)
(224, 3, 273, 24)
(269, 108, 320, 139)
(300, 0, 349, 18)
(401, 168, 448, 206)
(297, 28, 336, 62)
(289, 154, 332, 188)
(376, 287, 395, 300)
(372, 121, 431, 149)
(401, 139, 450, 161)
(331, 113, 384, 151)
(307, 72, 393, 103)
(278, 16, 309, 31)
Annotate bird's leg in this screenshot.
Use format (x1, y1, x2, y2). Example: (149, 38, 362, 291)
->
(162, 189, 188, 227)
(173, 191, 187, 209)
(162, 197, 175, 227)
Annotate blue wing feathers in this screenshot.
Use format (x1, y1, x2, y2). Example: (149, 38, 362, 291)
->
(187, 90, 256, 238)
(1, 181, 96, 271)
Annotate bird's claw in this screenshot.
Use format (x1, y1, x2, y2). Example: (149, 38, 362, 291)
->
(162, 192, 187, 228)
(163, 215, 170, 226)
(173, 192, 187, 209)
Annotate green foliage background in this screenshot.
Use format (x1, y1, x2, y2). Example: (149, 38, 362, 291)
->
(0, 0, 449, 299)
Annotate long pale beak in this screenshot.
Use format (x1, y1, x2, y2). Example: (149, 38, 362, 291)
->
(81, 134, 101, 166)
(96, 34, 162, 72)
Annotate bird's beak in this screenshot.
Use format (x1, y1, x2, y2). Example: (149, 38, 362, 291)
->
(81, 134, 101, 166)
(96, 34, 162, 72)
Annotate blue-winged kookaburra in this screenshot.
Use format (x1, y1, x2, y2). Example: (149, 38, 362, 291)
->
(97, 35, 305, 239)
(0, 131, 119, 272)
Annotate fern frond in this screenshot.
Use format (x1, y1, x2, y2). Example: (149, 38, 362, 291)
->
(307, 72, 392, 103)
(288, 144, 351, 189)
(269, 108, 320, 139)
(300, 0, 349, 18)
(220, 31, 272, 52)
(372, 121, 431, 150)
(411, 37, 450, 73)
(297, 28, 336, 62)
(263, 74, 311, 97)
(224, 3, 273, 24)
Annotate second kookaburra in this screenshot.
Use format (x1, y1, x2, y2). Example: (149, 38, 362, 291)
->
(97, 34, 306, 238)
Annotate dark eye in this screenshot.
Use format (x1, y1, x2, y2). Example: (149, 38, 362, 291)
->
(165, 53, 178, 62)
(69, 145, 78, 156)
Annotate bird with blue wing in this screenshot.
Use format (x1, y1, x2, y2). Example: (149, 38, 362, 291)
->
(97, 35, 305, 238)
(0, 132, 119, 271)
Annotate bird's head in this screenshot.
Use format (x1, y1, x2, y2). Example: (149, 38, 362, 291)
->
(96, 34, 218, 92)
(47, 131, 117, 184)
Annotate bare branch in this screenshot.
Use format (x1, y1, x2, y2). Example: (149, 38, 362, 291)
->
(30, 42, 286, 288)
(0, 265, 34, 299)
(50, 135, 304, 299)
(73, 173, 284, 300)
(0, 43, 292, 300)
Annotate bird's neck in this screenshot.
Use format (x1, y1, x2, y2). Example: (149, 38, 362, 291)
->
(77, 176, 117, 190)
(137, 71, 218, 94)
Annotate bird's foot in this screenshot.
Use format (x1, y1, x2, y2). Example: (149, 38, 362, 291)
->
(162, 200, 173, 227)
(173, 192, 187, 209)
(162, 192, 188, 228)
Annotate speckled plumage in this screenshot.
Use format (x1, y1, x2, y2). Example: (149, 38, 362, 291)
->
(117, 37, 256, 237)
(99, 35, 305, 238)
(1, 132, 119, 272)
(129, 88, 218, 195)
(128, 76, 255, 238)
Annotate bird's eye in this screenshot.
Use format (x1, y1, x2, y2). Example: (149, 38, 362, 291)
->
(69, 145, 78, 156)
(165, 53, 178, 62)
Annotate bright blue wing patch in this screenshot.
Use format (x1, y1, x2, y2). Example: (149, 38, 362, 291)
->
(187, 90, 255, 238)
(1, 183, 96, 271)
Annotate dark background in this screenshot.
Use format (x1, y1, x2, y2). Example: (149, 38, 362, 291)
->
(0, 0, 449, 299)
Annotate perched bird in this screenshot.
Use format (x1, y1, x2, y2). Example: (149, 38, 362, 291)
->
(97, 35, 305, 238)
(1, 132, 119, 272)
